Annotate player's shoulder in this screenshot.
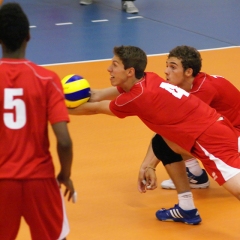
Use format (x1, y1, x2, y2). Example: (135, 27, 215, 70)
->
(145, 72, 165, 86)
(205, 73, 233, 88)
(145, 72, 164, 80)
(191, 72, 214, 93)
(208, 74, 230, 83)
(27, 61, 60, 81)
(28, 62, 57, 76)
(193, 72, 235, 96)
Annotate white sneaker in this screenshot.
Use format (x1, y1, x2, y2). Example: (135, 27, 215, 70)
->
(161, 168, 210, 190)
(122, 1, 139, 14)
(80, 0, 93, 5)
(161, 179, 176, 189)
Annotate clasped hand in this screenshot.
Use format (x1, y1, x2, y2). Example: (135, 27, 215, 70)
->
(137, 166, 157, 193)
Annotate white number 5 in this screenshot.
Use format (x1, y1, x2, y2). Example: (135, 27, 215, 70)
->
(4, 88, 26, 129)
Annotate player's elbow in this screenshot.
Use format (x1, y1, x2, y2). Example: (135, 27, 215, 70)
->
(58, 138, 72, 150)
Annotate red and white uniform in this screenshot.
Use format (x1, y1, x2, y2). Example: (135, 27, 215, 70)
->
(109, 72, 240, 185)
(191, 72, 240, 130)
(0, 59, 69, 240)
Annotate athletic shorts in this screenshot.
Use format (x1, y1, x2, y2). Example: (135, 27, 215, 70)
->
(191, 118, 240, 185)
(0, 178, 69, 240)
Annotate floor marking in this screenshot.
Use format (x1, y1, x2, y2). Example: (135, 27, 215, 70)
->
(55, 22, 73, 26)
(127, 16, 143, 19)
(91, 19, 109, 22)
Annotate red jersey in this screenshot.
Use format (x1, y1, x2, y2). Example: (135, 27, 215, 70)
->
(191, 72, 240, 130)
(0, 59, 69, 179)
(109, 72, 221, 152)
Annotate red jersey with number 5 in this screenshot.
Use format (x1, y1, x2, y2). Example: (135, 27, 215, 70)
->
(0, 59, 69, 179)
(110, 72, 221, 152)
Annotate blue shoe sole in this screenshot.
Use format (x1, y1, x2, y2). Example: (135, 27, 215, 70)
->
(157, 217, 202, 225)
(158, 217, 202, 225)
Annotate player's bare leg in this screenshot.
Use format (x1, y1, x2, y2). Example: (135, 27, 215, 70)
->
(164, 160, 191, 194)
(222, 172, 240, 200)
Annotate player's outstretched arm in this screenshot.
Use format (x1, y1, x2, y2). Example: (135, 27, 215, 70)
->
(68, 100, 114, 116)
(89, 87, 119, 102)
(52, 121, 75, 202)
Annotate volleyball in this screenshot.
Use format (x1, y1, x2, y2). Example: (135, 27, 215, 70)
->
(61, 74, 91, 108)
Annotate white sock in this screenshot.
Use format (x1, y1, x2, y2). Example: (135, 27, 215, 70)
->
(178, 192, 195, 210)
(185, 158, 203, 176)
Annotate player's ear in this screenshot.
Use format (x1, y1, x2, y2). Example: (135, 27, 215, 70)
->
(127, 67, 135, 77)
(185, 68, 193, 77)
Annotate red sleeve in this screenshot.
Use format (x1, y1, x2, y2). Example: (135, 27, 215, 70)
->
(109, 100, 127, 118)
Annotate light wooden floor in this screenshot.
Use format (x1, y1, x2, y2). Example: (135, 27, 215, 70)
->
(16, 47, 240, 240)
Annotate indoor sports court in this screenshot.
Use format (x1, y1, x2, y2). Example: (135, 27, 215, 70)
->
(2, 0, 239, 239)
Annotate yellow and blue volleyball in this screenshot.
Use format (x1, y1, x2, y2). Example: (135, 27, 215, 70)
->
(61, 74, 91, 108)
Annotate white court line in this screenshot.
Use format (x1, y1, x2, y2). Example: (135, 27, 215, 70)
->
(55, 22, 73, 26)
(29, 17, 140, 28)
(127, 16, 143, 19)
(92, 19, 109, 23)
(147, 46, 240, 57)
(41, 46, 240, 67)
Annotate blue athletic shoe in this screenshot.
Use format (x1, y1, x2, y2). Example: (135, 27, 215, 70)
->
(156, 204, 202, 225)
(161, 168, 210, 190)
(187, 168, 210, 189)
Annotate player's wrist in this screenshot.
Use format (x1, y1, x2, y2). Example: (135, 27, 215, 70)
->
(57, 171, 71, 181)
(145, 166, 156, 172)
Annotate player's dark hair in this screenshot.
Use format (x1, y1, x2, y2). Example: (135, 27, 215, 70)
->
(0, 3, 29, 52)
(113, 46, 147, 79)
(168, 45, 202, 77)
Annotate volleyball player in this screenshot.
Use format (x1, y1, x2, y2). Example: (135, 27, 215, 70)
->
(141, 45, 240, 190)
(0, 3, 75, 239)
(68, 45, 240, 224)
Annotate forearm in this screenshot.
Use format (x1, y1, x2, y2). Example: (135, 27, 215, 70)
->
(57, 141, 73, 179)
(89, 87, 119, 102)
(68, 102, 100, 115)
(56, 139, 75, 202)
(68, 100, 114, 116)
(138, 136, 160, 193)
(138, 143, 159, 192)
(140, 138, 161, 170)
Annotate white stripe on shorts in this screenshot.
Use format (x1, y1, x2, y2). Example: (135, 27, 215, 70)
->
(196, 141, 240, 182)
(57, 181, 70, 240)
(238, 136, 240, 153)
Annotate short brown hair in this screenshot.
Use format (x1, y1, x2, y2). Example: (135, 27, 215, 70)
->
(113, 45, 147, 79)
(168, 45, 202, 77)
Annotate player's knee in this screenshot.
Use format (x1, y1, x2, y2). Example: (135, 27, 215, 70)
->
(152, 134, 183, 166)
(229, 190, 240, 201)
(222, 174, 240, 200)
(235, 194, 240, 201)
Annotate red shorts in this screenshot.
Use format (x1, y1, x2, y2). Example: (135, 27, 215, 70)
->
(191, 118, 240, 185)
(0, 178, 69, 240)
